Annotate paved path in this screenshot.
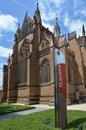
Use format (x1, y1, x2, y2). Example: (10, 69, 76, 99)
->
(0, 103, 86, 121)
(67, 103, 86, 111)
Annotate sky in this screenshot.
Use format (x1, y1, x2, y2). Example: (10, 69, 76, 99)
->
(0, 0, 86, 88)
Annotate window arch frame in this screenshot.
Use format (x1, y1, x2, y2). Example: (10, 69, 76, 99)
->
(40, 58, 50, 84)
(67, 60, 72, 82)
(18, 38, 30, 85)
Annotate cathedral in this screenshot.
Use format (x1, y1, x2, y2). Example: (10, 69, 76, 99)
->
(1, 4, 86, 104)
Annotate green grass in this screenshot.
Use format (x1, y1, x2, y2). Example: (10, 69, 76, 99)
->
(0, 109, 86, 130)
(0, 103, 35, 115)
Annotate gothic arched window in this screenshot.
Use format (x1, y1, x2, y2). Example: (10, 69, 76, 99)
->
(18, 38, 30, 85)
(40, 59, 50, 83)
(68, 63, 72, 82)
(19, 60, 27, 84)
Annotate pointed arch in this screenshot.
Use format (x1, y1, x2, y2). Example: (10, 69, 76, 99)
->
(40, 58, 50, 83)
(41, 37, 50, 50)
(18, 38, 30, 62)
(67, 60, 72, 82)
(18, 38, 30, 85)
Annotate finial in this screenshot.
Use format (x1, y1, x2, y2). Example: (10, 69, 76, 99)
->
(25, 11, 28, 17)
(55, 17, 58, 26)
(54, 17, 60, 37)
(18, 23, 20, 29)
(34, 3, 41, 24)
(36, 3, 39, 11)
(37, 3, 39, 7)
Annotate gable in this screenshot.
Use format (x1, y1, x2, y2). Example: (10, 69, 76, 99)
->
(21, 13, 32, 39)
(39, 36, 50, 51)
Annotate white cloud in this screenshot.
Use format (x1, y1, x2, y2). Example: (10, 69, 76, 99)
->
(42, 22, 54, 32)
(12, 0, 28, 9)
(74, 0, 84, 9)
(38, 0, 64, 22)
(73, 0, 86, 18)
(80, 10, 86, 17)
(0, 63, 4, 69)
(0, 45, 12, 58)
(37, 0, 65, 33)
(38, 0, 86, 37)
(64, 12, 86, 36)
(73, 0, 78, 8)
(74, 6, 86, 17)
(0, 13, 18, 32)
(64, 13, 70, 26)
(0, 12, 17, 87)
(0, 33, 3, 39)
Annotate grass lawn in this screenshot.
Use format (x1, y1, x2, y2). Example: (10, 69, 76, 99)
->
(0, 109, 86, 130)
(0, 103, 35, 115)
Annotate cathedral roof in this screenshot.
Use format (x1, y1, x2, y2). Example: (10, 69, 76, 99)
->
(21, 11, 32, 38)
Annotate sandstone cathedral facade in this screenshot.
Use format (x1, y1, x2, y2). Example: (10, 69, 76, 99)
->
(1, 4, 86, 104)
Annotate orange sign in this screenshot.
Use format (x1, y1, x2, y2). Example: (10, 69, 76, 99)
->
(58, 63, 67, 129)
(58, 63, 66, 98)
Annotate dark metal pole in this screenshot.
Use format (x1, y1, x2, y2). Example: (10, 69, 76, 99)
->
(54, 58, 58, 128)
(54, 50, 59, 128)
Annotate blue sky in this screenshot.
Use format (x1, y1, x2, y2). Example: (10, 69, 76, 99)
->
(0, 0, 86, 88)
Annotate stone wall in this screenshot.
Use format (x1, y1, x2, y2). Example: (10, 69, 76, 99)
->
(0, 90, 2, 102)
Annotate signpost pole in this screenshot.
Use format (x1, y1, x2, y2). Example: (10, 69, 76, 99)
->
(54, 48, 67, 129)
(54, 49, 59, 128)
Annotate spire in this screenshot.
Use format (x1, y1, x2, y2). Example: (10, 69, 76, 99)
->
(26, 10, 28, 15)
(82, 24, 85, 37)
(34, 3, 42, 24)
(56, 17, 58, 27)
(16, 23, 21, 41)
(25, 11, 28, 17)
(37, 3, 39, 11)
(54, 17, 60, 38)
(35, 3, 40, 16)
(18, 23, 20, 30)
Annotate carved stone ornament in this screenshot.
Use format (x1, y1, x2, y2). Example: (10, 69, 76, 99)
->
(41, 37, 50, 50)
(18, 38, 30, 62)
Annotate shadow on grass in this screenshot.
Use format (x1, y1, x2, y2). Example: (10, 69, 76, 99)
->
(0, 106, 12, 114)
(0, 106, 11, 110)
(67, 117, 86, 129)
(0, 112, 22, 121)
(0, 105, 35, 115)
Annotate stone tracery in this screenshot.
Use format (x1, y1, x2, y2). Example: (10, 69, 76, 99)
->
(18, 38, 30, 62)
(41, 37, 50, 50)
